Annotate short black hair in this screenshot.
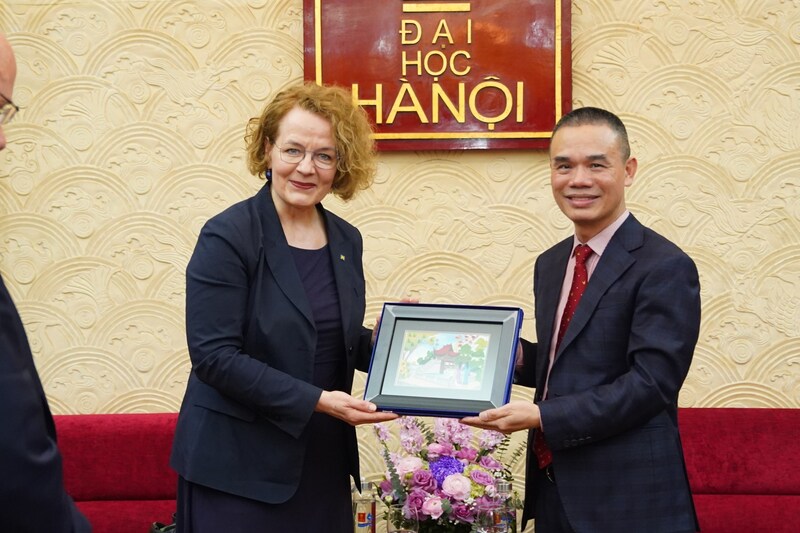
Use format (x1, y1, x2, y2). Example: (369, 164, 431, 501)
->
(551, 107, 631, 161)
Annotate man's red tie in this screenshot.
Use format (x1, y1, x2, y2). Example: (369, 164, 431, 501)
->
(534, 244, 594, 469)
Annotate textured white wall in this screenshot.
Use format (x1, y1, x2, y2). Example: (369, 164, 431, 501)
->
(1, 2, 798, 528)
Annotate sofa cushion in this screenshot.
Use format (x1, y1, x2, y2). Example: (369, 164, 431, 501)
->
(75, 500, 175, 533)
(692, 494, 800, 533)
(680, 408, 800, 495)
(56, 413, 178, 501)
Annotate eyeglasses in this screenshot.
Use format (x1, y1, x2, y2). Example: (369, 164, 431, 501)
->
(275, 143, 337, 170)
(0, 91, 19, 126)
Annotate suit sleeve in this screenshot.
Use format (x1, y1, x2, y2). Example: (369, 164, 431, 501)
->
(538, 251, 701, 449)
(0, 282, 91, 533)
(0, 375, 91, 533)
(185, 215, 321, 439)
(515, 254, 543, 389)
(514, 337, 538, 388)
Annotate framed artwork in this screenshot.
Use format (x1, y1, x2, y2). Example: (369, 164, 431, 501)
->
(364, 303, 523, 417)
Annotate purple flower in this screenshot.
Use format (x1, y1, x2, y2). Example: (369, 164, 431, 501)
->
(455, 446, 478, 462)
(474, 495, 498, 512)
(409, 469, 437, 492)
(429, 456, 464, 487)
(479, 455, 503, 471)
(379, 479, 393, 497)
(478, 455, 503, 470)
(451, 422, 473, 448)
(478, 429, 505, 450)
(375, 416, 520, 528)
(427, 442, 454, 460)
(374, 423, 391, 443)
(434, 418, 456, 443)
(434, 418, 473, 448)
(468, 468, 495, 486)
(405, 488, 427, 513)
(399, 417, 424, 454)
(451, 503, 475, 523)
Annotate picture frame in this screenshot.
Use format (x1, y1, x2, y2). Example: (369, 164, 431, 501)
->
(364, 303, 524, 418)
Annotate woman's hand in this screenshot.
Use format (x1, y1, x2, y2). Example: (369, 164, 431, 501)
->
(316, 390, 398, 426)
(371, 297, 420, 346)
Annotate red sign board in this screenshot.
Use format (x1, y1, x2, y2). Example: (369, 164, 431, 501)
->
(303, 0, 571, 150)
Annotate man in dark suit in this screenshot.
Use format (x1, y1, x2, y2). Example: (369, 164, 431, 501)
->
(463, 107, 701, 532)
(0, 32, 92, 532)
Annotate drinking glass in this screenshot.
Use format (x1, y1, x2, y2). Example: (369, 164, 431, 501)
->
(386, 504, 419, 533)
(471, 506, 507, 532)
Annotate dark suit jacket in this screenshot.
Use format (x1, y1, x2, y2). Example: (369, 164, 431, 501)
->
(517, 215, 701, 532)
(170, 183, 373, 504)
(0, 274, 92, 532)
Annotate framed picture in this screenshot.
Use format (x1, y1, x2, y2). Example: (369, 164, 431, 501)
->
(364, 303, 524, 418)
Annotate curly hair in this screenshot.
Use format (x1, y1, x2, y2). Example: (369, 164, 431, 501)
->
(245, 82, 377, 201)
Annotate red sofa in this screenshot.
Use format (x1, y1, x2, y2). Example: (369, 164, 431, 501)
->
(55, 413, 178, 533)
(679, 407, 800, 532)
(54, 408, 800, 533)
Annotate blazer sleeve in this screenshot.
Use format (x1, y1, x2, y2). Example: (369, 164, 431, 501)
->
(354, 325, 374, 374)
(538, 250, 701, 448)
(185, 213, 321, 439)
(0, 281, 91, 533)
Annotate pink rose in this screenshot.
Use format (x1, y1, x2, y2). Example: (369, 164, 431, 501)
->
(451, 503, 474, 523)
(479, 455, 503, 471)
(410, 469, 437, 492)
(406, 488, 427, 513)
(395, 456, 424, 476)
(474, 495, 497, 512)
(441, 473, 472, 501)
(455, 446, 478, 462)
(421, 496, 444, 519)
(427, 442, 454, 460)
(469, 468, 495, 486)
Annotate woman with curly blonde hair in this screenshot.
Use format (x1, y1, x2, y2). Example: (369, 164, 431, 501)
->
(171, 82, 396, 532)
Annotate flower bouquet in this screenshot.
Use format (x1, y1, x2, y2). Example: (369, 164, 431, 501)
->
(374, 417, 524, 533)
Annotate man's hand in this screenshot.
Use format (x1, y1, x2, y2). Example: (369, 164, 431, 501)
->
(316, 390, 398, 425)
(461, 401, 541, 434)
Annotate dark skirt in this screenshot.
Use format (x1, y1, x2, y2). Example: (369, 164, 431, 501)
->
(176, 411, 353, 533)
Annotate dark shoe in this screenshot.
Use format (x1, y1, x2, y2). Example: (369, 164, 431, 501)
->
(150, 513, 177, 533)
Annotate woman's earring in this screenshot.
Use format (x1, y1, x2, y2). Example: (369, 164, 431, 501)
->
(266, 168, 272, 180)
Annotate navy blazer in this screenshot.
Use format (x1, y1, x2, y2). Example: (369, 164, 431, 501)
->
(518, 215, 701, 532)
(0, 274, 91, 532)
(170, 183, 373, 504)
